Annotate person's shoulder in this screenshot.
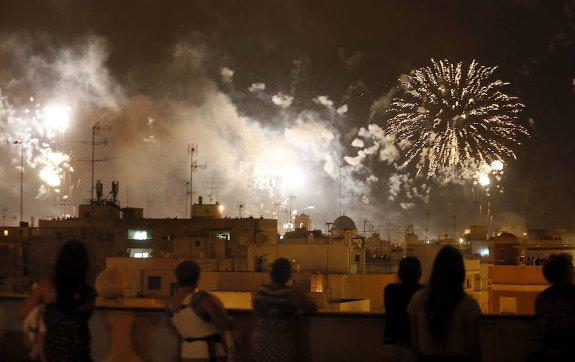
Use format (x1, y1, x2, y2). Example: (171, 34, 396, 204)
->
(461, 293, 479, 304)
(385, 283, 400, 293)
(460, 294, 482, 314)
(409, 288, 426, 305)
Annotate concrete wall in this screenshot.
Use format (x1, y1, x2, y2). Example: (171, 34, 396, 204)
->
(0, 295, 537, 362)
(488, 265, 548, 314)
(247, 243, 360, 273)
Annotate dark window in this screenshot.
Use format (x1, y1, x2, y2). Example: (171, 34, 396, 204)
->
(195, 240, 202, 247)
(354, 254, 360, 262)
(147, 276, 162, 290)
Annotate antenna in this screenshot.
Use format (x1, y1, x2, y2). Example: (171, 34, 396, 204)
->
(187, 144, 206, 218)
(71, 123, 112, 203)
(339, 165, 343, 216)
(363, 220, 373, 237)
(185, 182, 189, 218)
(425, 211, 430, 243)
(205, 177, 221, 203)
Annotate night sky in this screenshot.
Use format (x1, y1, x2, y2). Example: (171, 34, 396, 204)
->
(0, 0, 574, 233)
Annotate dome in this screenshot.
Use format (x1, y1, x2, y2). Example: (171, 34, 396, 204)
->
(492, 232, 518, 243)
(332, 215, 357, 231)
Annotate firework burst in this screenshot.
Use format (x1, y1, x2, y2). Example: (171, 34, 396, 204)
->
(386, 59, 528, 183)
(0, 91, 73, 194)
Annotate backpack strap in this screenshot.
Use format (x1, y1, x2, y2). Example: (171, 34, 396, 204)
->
(181, 291, 211, 323)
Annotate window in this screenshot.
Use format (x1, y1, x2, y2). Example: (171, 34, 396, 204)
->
(354, 254, 361, 262)
(3, 230, 8, 236)
(195, 240, 202, 247)
(128, 229, 152, 240)
(216, 231, 230, 240)
(147, 276, 162, 290)
(129, 248, 152, 258)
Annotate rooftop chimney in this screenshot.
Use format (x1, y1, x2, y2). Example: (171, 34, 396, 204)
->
(198, 196, 203, 205)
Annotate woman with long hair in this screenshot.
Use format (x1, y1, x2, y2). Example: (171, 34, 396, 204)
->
(407, 246, 481, 362)
(19, 240, 96, 361)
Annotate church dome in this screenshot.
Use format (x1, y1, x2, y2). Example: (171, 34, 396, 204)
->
(332, 215, 357, 231)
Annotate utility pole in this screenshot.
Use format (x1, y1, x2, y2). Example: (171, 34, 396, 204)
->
(14, 140, 24, 224)
(185, 182, 190, 218)
(425, 211, 430, 243)
(6, 140, 25, 224)
(325, 221, 333, 304)
(339, 165, 343, 216)
(187, 144, 206, 218)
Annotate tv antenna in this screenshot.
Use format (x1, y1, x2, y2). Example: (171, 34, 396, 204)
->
(71, 123, 113, 203)
(187, 144, 206, 218)
(205, 177, 221, 203)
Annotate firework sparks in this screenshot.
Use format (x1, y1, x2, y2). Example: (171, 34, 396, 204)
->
(42, 104, 71, 134)
(386, 59, 527, 183)
(0, 92, 73, 192)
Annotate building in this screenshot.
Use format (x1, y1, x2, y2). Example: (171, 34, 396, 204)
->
(2, 192, 277, 290)
(489, 265, 548, 314)
(247, 215, 366, 274)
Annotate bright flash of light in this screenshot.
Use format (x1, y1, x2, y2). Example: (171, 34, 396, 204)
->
(0, 92, 74, 193)
(42, 104, 71, 133)
(386, 59, 527, 183)
(218, 204, 225, 213)
(39, 166, 62, 187)
(478, 173, 491, 187)
(490, 160, 504, 171)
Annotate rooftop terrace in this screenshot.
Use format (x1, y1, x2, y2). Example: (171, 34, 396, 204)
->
(0, 295, 535, 361)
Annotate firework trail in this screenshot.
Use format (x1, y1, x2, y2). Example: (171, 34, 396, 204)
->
(385, 59, 527, 183)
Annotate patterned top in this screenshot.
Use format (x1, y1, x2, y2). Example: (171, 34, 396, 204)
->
(252, 285, 298, 362)
(43, 286, 96, 362)
(530, 284, 575, 360)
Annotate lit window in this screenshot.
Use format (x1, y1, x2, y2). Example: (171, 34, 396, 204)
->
(129, 248, 152, 258)
(128, 229, 152, 240)
(480, 248, 490, 257)
(3, 230, 8, 236)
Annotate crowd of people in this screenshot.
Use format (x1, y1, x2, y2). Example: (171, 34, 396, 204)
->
(18, 241, 575, 361)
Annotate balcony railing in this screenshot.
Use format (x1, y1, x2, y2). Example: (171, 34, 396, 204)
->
(0, 295, 535, 361)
